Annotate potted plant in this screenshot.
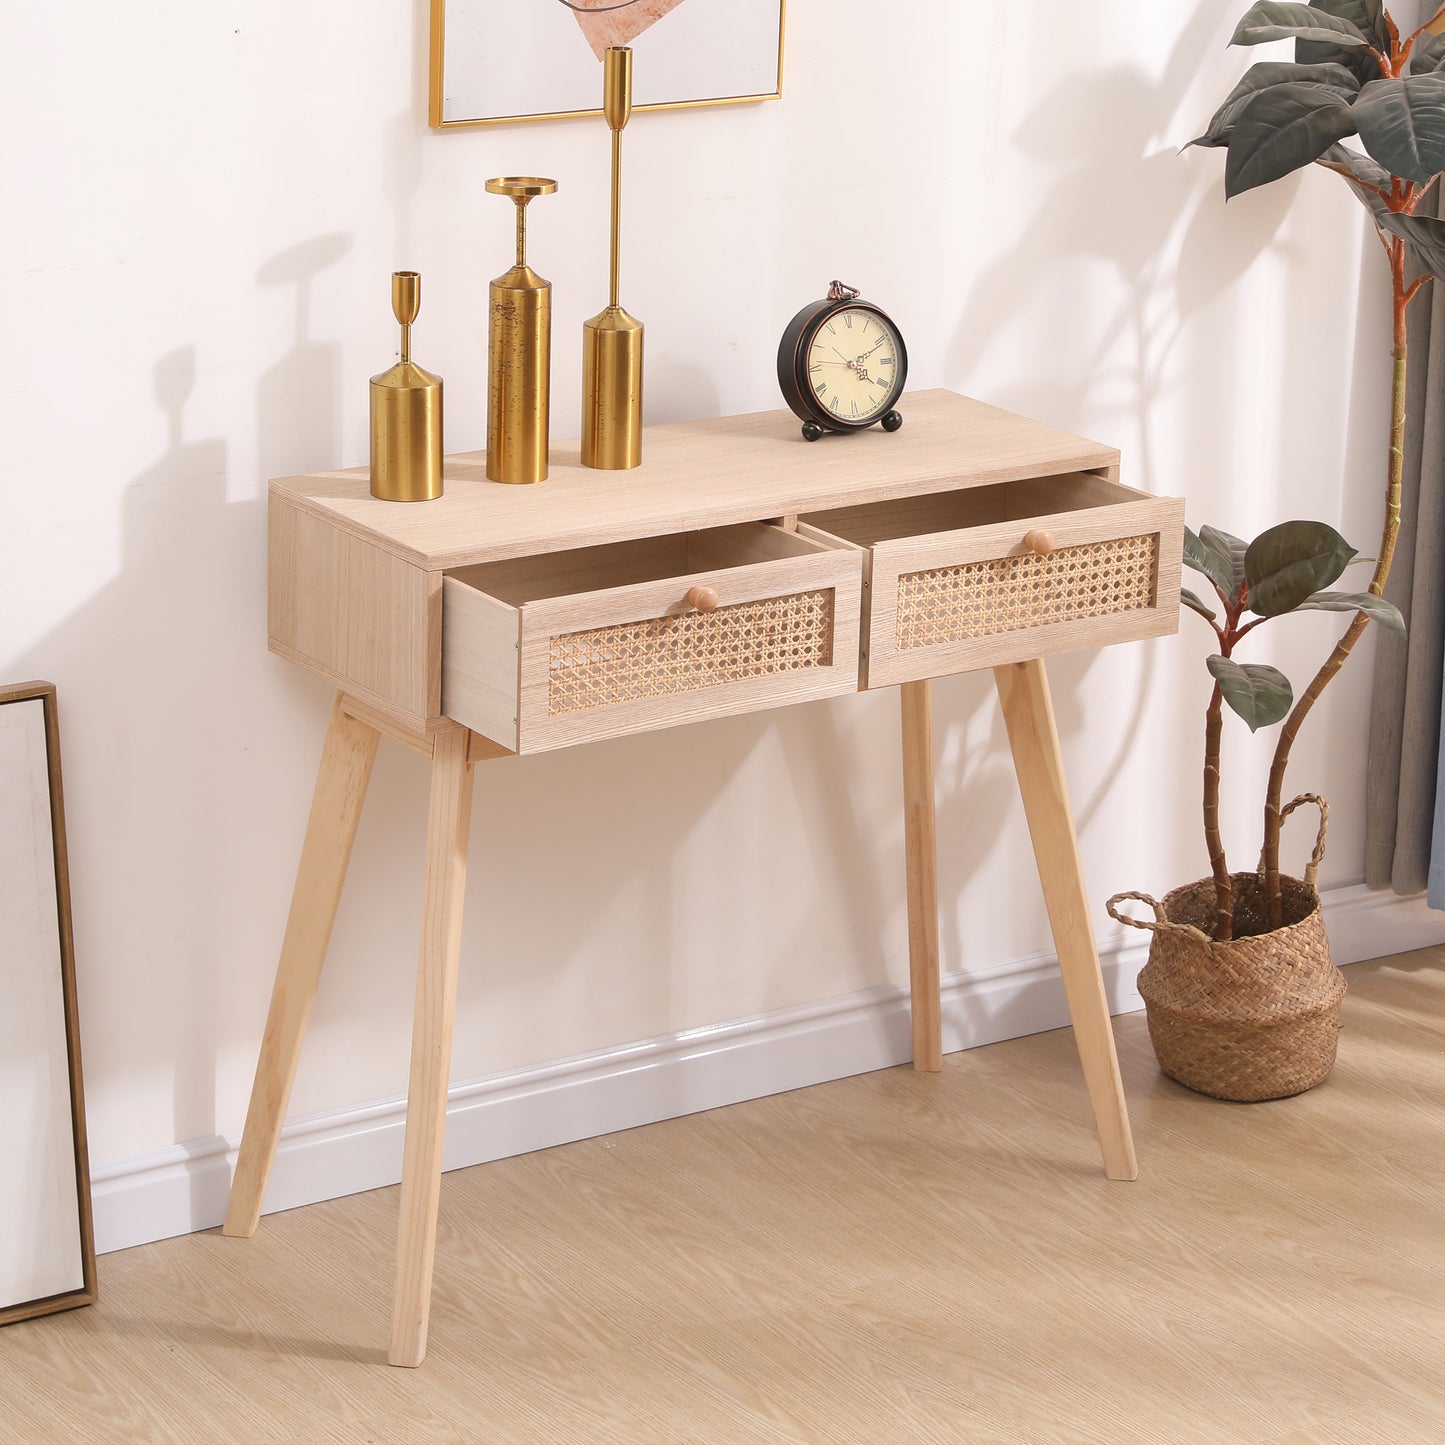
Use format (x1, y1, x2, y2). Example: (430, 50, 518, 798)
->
(1107, 0, 1444, 1100)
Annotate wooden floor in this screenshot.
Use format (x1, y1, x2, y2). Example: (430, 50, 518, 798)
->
(3, 950, 1443, 1444)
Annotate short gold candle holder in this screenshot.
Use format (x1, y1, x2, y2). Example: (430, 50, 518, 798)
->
(370, 271, 443, 502)
(486, 176, 558, 485)
(582, 46, 643, 470)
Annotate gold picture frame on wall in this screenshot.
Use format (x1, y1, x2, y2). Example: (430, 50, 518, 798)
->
(0, 682, 96, 1328)
(429, 0, 786, 130)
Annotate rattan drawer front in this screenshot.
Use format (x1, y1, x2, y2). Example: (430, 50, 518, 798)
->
(442, 523, 862, 753)
(895, 532, 1160, 649)
(548, 589, 836, 715)
(801, 472, 1183, 687)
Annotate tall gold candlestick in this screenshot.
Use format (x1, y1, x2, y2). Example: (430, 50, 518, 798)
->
(370, 271, 443, 502)
(486, 176, 557, 485)
(581, 46, 643, 470)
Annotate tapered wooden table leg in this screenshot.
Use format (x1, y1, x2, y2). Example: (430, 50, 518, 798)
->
(993, 660, 1138, 1181)
(901, 679, 942, 1072)
(224, 694, 380, 1237)
(389, 725, 475, 1368)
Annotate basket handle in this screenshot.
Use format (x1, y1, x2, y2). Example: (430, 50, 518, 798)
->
(1105, 891, 1213, 946)
(1259, 792, 1328, 888)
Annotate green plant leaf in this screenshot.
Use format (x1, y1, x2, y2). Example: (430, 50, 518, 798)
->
(1296, 3, 1386, 82)
(1353, 75, 1445, 184)
(1317, 141, 1393, 219)
(1296, 589, 1407, 632)
(1410, 31, 1445, 76)
(1231, 2, 1371, 48)
(1319, 141, 1391, 187)
(1184, 524, 1249, 601)
(1207, 655, 1295, 732)
(1184, 526, 1244, 598)
(1245, 520, 1358, 615)
(1188, 61, 1360, 148)
(1201, 524, 1249, 592)
(1378, 209, 1445, 277)
(1306, 0, 1384, 42)
(1297, 38, 1384, 84)
(1225, 82, 1359, 196)
(1182, 587, 1219, 621)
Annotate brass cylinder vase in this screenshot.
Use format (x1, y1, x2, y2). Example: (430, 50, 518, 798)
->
(582, 47, 643, 470)
(370, 271, 443, 502)
(486, 177, 557, 485)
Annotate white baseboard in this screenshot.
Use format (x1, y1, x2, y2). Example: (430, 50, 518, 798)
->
(90, 883, 1445, 1256)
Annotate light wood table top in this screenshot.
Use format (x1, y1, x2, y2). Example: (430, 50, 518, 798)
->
(270, 389, 1120, 570)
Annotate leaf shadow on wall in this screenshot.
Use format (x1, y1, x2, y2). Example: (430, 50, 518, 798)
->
(942, 2, 1298, 881)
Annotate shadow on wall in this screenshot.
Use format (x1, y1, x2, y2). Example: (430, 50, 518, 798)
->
(256, 235, 353, 477)
(942, 0, 1324, 878)
(11, 343, 242, 1200)
(11, 233, 354, 1203)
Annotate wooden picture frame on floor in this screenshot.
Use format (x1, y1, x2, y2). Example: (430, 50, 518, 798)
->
(0, 682, 96, 1326)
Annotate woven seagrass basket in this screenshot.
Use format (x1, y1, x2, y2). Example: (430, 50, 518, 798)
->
(1107, 795, 1345, 1103)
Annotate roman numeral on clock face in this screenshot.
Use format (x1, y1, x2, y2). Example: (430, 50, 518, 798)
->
(791, 300, 903, 429)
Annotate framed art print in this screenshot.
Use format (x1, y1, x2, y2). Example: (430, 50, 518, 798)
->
(430, 0, 786, 128)
(0, 682, 95, 1326)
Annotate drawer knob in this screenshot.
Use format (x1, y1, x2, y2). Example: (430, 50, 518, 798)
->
(685, 585, 720, 613)
(1023, 528, 1055, 556)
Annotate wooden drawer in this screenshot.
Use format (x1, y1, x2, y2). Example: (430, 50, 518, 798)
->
(800, 472, 1183, 688)
(442, 523, 863, 753)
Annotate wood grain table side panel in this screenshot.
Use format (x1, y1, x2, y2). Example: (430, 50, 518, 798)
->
(515, 550, 863, 753)
(270, 496, 440, 726)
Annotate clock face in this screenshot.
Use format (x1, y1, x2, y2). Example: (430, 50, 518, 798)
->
(804, 307, 903, 425)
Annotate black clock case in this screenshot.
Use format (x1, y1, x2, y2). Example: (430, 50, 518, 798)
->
(776, 294, 909, 437)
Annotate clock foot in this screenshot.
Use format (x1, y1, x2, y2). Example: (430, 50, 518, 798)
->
(881, 410, 903, 433)
(801, 421, 825, 442)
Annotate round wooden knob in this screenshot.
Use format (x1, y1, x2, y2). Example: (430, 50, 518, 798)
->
(1023, 528, 1055, 556)
(686, 585, 720, 613)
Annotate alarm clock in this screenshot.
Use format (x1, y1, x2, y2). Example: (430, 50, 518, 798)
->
(777, 281, 908, 441)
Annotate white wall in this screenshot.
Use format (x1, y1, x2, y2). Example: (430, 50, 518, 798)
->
(1, 3, 1405, 1204)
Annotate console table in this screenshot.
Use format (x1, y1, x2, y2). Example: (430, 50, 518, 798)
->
(223, 388, 1183, 1366)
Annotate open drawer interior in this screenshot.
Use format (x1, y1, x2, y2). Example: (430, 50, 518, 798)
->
(799, 471, 1143, 547)
(799, 471, 1182, 687)
(447, 522, 834, 606)
(441, 521, 864, 753)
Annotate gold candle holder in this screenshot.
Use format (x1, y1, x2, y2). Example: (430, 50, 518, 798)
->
(370, 271, 443, 502)
(486, 176, 558, 485)
(582, 46, 643, 470)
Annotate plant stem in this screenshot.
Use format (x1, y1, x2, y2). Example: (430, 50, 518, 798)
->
(1204, 681, 1233, 940)
(1260, 235, 1410, 925)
